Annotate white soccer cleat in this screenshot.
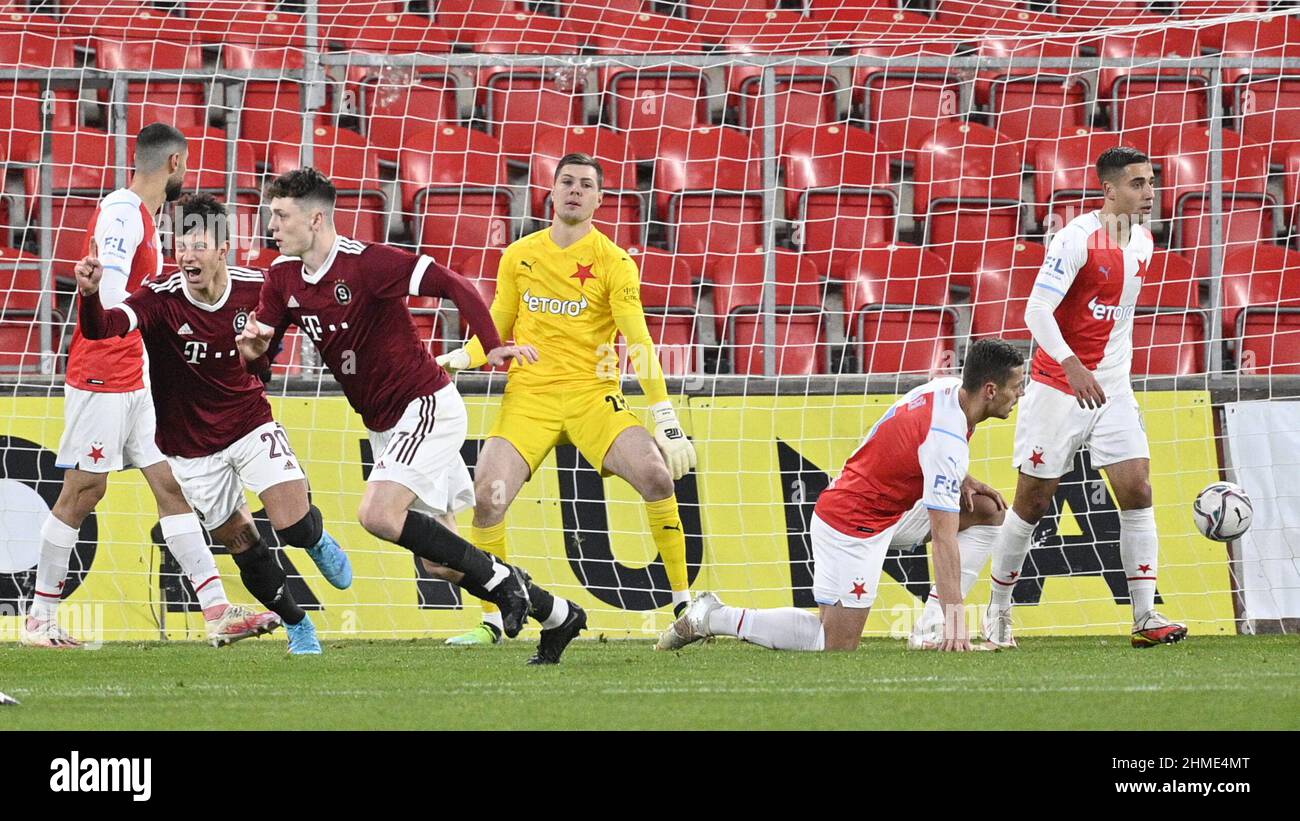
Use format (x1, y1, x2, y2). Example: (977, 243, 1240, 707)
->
(655, 592, 723, 651)
(1131, 610, 1188, 648)
(19, 619, 82, 649)
(982, 604, 1018, 649)
(207, 604, 282, 648)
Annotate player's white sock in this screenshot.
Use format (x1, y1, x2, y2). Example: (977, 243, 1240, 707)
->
(672, 589, 691, 609)
(920, 524, 1000, 629)
(989, 510, 1037, 609)
(1120, 507, 1159, 620)
(708, 606, 825, 651)
(482, 610, 504, 632)
(31, 515, 79, 624)
(160, 514, 228, 618)
(540, 597, 570, 630)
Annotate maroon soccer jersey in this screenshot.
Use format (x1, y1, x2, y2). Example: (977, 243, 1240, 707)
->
(80, 267, 274, 458)
(256, 236, 501, 431)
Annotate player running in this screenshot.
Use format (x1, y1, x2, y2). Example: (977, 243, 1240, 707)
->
(435, 153, 697, 646)
(237, 168, 585, 664)
(981, 146, 1187, 649)
(658, 339, 1025, 653)
(75, 193, 354, 654)
(24, 124, 268, 649)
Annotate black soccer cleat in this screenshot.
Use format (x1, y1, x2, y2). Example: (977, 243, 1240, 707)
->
(490, 565, 532, 639)
(527, 602, 587, 666)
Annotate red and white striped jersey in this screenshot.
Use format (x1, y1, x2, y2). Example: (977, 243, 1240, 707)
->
(814, 377, 971, 538)
(66, 188, 163, 392)
(1030, 211, 1153, 395)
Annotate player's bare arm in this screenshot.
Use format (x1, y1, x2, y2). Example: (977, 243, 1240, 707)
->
(928, 507, 971, 652)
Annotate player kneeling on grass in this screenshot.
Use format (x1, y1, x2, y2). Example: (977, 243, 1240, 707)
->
(238, 168, 585, 664)
(658, 338, 1025, 653)
(76, 193, 353, 655)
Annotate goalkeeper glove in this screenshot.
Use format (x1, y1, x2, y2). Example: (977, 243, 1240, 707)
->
(435, 347, 472, 376)
(651, 400, 696, 480)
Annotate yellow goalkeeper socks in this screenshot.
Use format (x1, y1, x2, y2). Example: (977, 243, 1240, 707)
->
(646, 496, 691, 610)
(471, 521, 508, 618)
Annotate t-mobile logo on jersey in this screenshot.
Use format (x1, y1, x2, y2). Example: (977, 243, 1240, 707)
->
(1087, 297, 1135, 322)
(50, 751, 151, 801)
(183, 340, 208, 364)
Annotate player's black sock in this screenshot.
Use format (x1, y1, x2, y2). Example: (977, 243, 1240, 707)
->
(526, 578, 555, 623)
(397, 511, 498, 592)
(231, 542, 305, 625)
(275, 505, 323, 548)
(674, 601, 688, 619)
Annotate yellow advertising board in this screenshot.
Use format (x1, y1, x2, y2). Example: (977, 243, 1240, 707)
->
(0, 390, 1234, 641)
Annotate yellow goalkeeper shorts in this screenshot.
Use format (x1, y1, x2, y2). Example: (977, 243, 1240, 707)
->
(488, 383, 643, 477)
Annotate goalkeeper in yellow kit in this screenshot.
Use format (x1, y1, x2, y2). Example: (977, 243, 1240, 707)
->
(437, 153, 698, 645)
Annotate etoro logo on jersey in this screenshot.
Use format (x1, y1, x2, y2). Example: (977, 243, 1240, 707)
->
(521, 288, 588, 317)
(1087, 296, 1135, 322)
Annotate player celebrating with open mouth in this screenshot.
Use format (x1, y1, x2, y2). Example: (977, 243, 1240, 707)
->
(76, 193, 352, 654)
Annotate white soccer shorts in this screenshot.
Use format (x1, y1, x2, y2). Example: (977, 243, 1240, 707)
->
(368, 383, 475, 516)
(56, 385, 167, 473)
(167, 421, 307, 530)
(1012, 379, 1150, 478)
(811, 505, 928, 610)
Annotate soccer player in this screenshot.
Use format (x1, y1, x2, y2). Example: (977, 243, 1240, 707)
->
(237, 168, 586, 664)
(657, 339, 1025, 653)
(75, 193, 354, 654)
(435, 153, 697, 646)
(23, 124, 265, 649)
(981, 146, 1187, 649)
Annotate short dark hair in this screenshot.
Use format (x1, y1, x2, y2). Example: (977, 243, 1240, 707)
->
(1096, 146, 1150, 184)
(174, 193, 229, 247)
(135, 123, 187, 172)
(266, 167, 337, 211)
(962, 338, 1024, 392)
(554, 153, 604, 189)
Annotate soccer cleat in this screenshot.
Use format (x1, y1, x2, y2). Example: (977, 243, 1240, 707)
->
(208, 605, 281, 648)
(285, 614, 322, 655)
(445, 623, 502, 646)
(19, 619, 82, 649)
(0, 691, 18, 706)
(1131, 611, 1188, 648)
(306, 533, 353, 589)
(907, 603, 943, 651)
(655, 592, 722, 651)
(983, 604, 1018, 649)
(488, 566, 531, 639)
(527, 602, 587, 665)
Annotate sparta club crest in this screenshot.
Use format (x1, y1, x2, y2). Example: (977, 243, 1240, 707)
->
(233, 310, 249, 333)
(334, 281, 352, 305)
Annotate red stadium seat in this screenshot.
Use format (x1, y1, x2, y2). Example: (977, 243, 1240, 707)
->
(436, 1, 550, 46)
(837, 243, 957, 376)
(1219, 18, 1300, 168)
(1052, 0, 1148, 29)
(0, 31, 79, 158)
(94, 39, 207, 133)
(721, 14, 841, 150)
(221, 44, 307, 165)
(530, 126, 644, 247)
(932, 2, 1066, 36)
(781, 124, 896, 274)
(1177, 1, 1271, 18)
(0, 243, 42, 315)
(1281, 142, 1300, 231)
(1030, 127, 1124, 230)
(961, 240, 1046, 341)
(474, 23, 588, 163)
(654, 126, 764, 258)
(1131, 250, 1205, 377)
(976, 36, 1089, 156)
(407, 295, 445, 358)
(851, 31, 962, 159)
(0, 316, 58, 375)
(591, 16, 711, 161)
(349, 63, 459, 166)
(1096, 26, 1209, 155)
(913, 123, 1023, 271)
(59, 0, 194, 41)
(267, 125, 387, 243)
(1222, 245, 1300, 374)
(270, 327, 310, 378)
(705, 248, 826, 375)
(685, 0, 780, 38)
(324, 12, 452, 55)
(189, 6, 304, 48)
(626, 246, 701, 377)
(1156, 128, 1275, 277)
(399, 125, 513, 268)
(15, 128, 118, 277)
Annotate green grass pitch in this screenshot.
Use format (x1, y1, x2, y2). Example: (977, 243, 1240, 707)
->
(1, 636, 1296, 730)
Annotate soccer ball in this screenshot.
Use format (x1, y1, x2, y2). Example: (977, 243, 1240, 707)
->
(1193, 481, 1253, 542)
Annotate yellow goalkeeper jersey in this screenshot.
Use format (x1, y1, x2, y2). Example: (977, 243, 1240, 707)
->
(490, 226, 665, 401)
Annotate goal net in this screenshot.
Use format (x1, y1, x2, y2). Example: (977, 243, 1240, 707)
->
(0, 0, 1295, 641)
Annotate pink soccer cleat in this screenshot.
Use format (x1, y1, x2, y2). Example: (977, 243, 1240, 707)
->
(207, 604, 281, 648)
